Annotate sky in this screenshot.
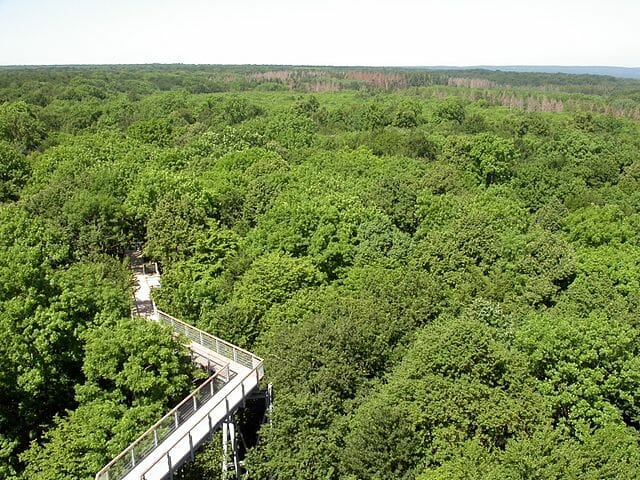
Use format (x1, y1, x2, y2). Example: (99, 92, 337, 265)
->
(0, 0, 639, 67)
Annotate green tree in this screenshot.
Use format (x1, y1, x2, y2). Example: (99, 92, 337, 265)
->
(469, 134, 518, 186)
(21, 318, 199, 480)
(434, 97, 466, 124)
(0, 100, 46, 152)
(145, 190, 211, 264)
(516, 311, 640, 430)
(247, 269, 443, 479)
(419, 424, 640, 480)
(153, 224, 241, 321)
(201, 252, 323, 347)
(341, 315, 545, 479)
(0, 141, 29, 201)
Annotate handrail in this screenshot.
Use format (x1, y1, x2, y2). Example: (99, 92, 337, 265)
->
(95, 310, 265, 480)
(155, 310, 262, 369)
(140, 363, 264, 480)
(95, 364, 233, 480)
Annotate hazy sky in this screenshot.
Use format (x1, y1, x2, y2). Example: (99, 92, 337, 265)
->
(1, 0, 639, 66)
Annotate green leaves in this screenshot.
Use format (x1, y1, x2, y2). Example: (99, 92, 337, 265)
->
(419, 423, 640, 480)
(0, 141, 29, 201)
(565, 204, 637, 247)
(0, 101, 46, 152)
(342, 315, 544, 479)
(78, 318, 196, 406)
(4, 68, 640, 479)
(20, 400, 129, 480)
(516, 312, 640, 430)
(201, 252, 323, 347)
(469, 133, 518, 186)
(0, 222, 130, 475)
(434, 97, 466, 124)
(21, 319, 199, 480)
(246, 268, 443, 478)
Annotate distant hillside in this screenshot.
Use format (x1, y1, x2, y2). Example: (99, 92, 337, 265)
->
(430, 65, 640, 79)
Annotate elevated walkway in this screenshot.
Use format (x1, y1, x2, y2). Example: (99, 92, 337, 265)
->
(96, 253, 264, 480)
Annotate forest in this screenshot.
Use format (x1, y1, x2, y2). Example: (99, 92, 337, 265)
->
(1, 65, 640, 479)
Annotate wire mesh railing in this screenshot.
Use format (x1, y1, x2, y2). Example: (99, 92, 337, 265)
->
(155, 310, 260, 369)
(95, 309, 264, 480)
(95, 366, 232, 480)
(138, 362, 265, 479)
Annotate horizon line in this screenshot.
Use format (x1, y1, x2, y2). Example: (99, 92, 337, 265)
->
(1, 63, 639, 69)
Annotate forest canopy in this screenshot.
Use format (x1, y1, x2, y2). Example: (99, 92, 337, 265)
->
(1, 65, 640, 479)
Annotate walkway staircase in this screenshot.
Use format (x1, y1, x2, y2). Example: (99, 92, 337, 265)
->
(95, 252, 264, 480)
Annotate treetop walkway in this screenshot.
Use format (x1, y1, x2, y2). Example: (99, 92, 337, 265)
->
(95, 252, 264, 480)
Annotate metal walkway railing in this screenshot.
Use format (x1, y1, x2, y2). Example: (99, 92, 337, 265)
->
(95, 309, 264, 480)
(156, 311, 258, 370)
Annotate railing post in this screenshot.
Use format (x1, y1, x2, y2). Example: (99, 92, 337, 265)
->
(100, 291, 267, 480)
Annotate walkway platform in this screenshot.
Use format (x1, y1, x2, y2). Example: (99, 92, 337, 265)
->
(96, 254, 264, 480)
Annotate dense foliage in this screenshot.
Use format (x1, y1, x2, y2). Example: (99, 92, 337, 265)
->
(1, 65, 640, 479)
